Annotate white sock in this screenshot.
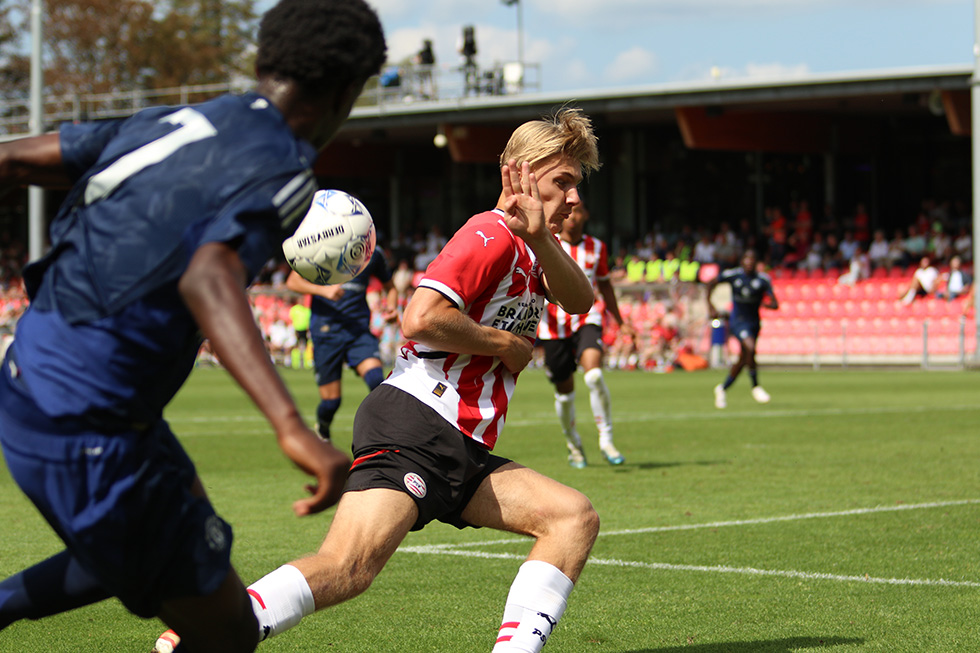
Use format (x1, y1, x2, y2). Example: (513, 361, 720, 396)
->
(247, 564, 315, 641)
(583, 368, 613, 446)
(554, 392, 582, 449)
(492, 561, 574, 652)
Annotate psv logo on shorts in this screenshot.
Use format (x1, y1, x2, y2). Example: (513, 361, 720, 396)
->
(403, 472, 427, 499)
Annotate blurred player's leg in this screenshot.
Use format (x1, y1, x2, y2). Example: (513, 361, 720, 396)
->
(583, 368, 623, 465)
(554, 392, 586, 468)
(0, 551, 110, 629)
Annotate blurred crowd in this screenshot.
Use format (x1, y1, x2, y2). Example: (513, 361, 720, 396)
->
(0, 196, 974, 371)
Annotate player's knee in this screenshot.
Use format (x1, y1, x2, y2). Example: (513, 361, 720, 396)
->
(362, 366, 384, 391)
(551, 490, 600, 544)
(582, 367, 604, 390)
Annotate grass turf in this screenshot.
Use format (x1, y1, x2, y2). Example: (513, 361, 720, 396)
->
(1, 365, 979, 652)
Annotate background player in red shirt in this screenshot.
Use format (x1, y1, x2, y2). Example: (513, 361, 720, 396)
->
(537, 202, 635, 467)
(154, 108, 602, 653)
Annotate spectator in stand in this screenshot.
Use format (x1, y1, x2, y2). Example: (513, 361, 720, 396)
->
(692, 231, 717, 264)
(937, 255, 973, 302)
(888, 228, 909, 269)
(953, 225, 973, 262)
(802, 231, 825, 272)
(735, 217, 757, 254)
(838, 230, 859, 264)
(851, 202, 871, 245)
(898, 256, 939, 305)
(794, 199, 814, 244)
(714, 230, 739, 269)
(868, 229, 891, 271)
(822, 232, 844, 271)
(904, 225, 928, 262)
(930, 224, 952, 265)
(765, 206, 788, 265)
(838, 245, 871, 286)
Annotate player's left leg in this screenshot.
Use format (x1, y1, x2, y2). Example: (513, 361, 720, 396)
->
(463, 463, 599, 652)
(0, 550, 110, 630)
(315, 381, 342, 442)
(742, 333, 770, 403)
(577, 328, 623, 465)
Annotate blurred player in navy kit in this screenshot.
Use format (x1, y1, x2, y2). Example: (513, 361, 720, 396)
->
(706, 249, 779, 408)
(0, 1, 386, 651)
(285, 246, 398, 443)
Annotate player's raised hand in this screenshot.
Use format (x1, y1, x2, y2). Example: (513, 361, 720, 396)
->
(276, 426, 351, 516)
(500, 159, 549, 243)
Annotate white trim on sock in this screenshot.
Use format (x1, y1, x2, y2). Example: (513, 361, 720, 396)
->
(247, 564, 315, 641)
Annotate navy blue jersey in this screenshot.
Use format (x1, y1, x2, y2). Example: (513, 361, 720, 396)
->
(716, 267, 774, 324)
(309, 247, 393, 331)
(14, 92, 318, 423)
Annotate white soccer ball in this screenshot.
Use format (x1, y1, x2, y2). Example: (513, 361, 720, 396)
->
(282, 189, 377, 285)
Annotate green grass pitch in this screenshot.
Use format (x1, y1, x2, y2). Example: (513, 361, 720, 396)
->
(2, 365, 980, 652)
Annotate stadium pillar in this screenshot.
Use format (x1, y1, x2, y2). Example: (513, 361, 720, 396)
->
(972, 0, 980, 359)
(28, 0, 44, 262)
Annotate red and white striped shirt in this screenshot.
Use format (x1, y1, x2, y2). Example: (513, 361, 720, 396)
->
(384, 209, 545, 449)
(536, 233, 609, 340)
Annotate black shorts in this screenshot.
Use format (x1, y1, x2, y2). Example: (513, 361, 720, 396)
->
(540, 324, 604, 384)
(345, 385, 510, 531)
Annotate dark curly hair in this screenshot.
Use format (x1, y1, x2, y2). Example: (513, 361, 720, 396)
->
(256, 0, 387, 99)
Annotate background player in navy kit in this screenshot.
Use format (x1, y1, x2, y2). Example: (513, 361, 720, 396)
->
(706, 249, 779, 408)
(0, 1, 385, 651)
(285, 246, 398, 442)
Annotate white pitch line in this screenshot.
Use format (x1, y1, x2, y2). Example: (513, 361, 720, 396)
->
(395, 546, 980, 588)
(165, 402, 980, 429)
(506, 403, 980, 427)
(417, 498, 980, 549)
(397, 499, 980, 588)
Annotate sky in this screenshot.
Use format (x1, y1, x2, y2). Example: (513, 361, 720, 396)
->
(259, 0, 976, 93)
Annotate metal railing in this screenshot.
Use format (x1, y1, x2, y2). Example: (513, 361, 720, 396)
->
(0, 61, 542, 138)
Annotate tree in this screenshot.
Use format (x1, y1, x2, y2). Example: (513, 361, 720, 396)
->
(8, 0, 258, 98)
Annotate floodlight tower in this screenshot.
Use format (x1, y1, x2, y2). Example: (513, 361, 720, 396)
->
(501, 0, 524, 80)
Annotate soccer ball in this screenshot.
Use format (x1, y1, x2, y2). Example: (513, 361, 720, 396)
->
(282, 189, 377, 285)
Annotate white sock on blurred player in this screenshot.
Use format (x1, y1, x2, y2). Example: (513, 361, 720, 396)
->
(492, 560, 573, 652)
(554, 392, 583, 450)
(583, 369, 613, 447)
(247, 564, 315, 641)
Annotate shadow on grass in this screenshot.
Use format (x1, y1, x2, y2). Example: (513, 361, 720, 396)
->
(627, 459, 731, 471)
(628, 636, 864, 652)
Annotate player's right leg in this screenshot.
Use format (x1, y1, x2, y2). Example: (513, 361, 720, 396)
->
(463, 463, 599, 652)
(542, 340, 587, 468)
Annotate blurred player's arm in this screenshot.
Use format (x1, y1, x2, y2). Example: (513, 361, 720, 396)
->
(285, 268, 345, 301)
(401, 287, 532, 374)
(0, 133, 74, 188)
(705, 277, 722, 319)
(181, 242, 349, 515)
(380, 279, 399, 322)
(597, 277, 636, 339)
(763, 287, 779, 310)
